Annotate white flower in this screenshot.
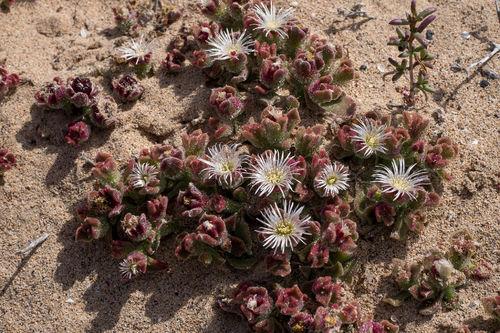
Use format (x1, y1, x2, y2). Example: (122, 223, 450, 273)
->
(434, 258, 454, 280)
(373, 159, 429, 200)
(129, 162, 159, 189)
(119, 258, 139, 280)
(258, 200, 311, 253)
(206, 29, 253, 61)
(351, 120, 389, 157)
(200, 144, 246, 188)
(247, 150, 299, 197)
(117, 37, 152, 64)
(314, 162, 350, 197)
(252, 2, 294, 39)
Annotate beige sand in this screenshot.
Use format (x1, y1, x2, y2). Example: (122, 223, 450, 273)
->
(0, 0, 498, 332)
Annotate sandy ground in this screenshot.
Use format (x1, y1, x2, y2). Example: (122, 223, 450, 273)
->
(0, 0, 499, 332)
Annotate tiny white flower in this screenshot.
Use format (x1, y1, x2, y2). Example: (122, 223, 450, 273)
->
(247, 295, 258, 310)
(117, 37, 152, 64)
(206, 29, 253, 61)
(200, 144, 246, 188)
(252, 2, 295, 39)
(119, 258, 139, 280)
(247, 150, 299, 197)
(351, 120, 389, 157)
(434, 258, 454, 280)
(373, 159, 429, 200)
(258, 200, 311, 253)
(314, 162, 350, 197)
(129, 162, 159, 189)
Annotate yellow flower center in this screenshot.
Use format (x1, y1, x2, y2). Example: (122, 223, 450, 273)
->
(266, 169, 284, 184)
(324, 315, 338, 327)
(326, 175, 337, 185)
(221, 161, 234, 172)
(365, 134, 379, 148)
(291, 323, 305, 333)
(275, 220, 294, 236)
(266, 20, 279, 30)
(390, 176, 411, 191)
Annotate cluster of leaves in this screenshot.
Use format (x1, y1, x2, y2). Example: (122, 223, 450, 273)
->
(0, 65, 20, 101)
(162, 0, 357, 120)
(34, 77, 122, 145)
(0, 148, 16, 178)
(112, 0, 181, 37)
(386, 0, 437, 105)
(219, 277, 399, 333)
(384, 231, 492, 315)
(75, 115, 360, 281)
(342, 111, 458, 240)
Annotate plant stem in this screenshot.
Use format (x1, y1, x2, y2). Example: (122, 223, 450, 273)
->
(408, 34, 416, 104)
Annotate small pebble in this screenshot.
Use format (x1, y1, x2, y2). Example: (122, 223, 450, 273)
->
(359, 64, 368, 71)
(426, 30, 434, 40)
(479, 80, 490, 88)
(450, 63, 462, 73)
(480, 68, 499, 80)
(432, 108, 445, 124)
(461, 31, 471, 39)
(376, 64, 386, 73)
(470, 139, 479, 145)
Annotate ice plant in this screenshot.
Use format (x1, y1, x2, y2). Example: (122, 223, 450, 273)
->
(387, 0, 437, 105)
(0, 148, 16, 177)
(373, 158, 429, 201)
(0, 66, 20, 100)
(206, 29, 253, 61)
(34, 76, 116, 145)
(111, 74, 144, 102)
(200, 144, 246, 189)
(351, 119, 389, 158)
(247, 150, 299, 197)
(314, 162, 350, 198)
(385, 233, 491, 315)
(219, 280, 398, 333)
(129, 162, 159, 190)
(250, 2, 295, 39)
(117, 36, 153, 77)
(258, 200, 311, 253)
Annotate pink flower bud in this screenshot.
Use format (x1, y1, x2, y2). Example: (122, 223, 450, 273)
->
(275, 284, 307, 316)
(265, 252, 291, 277)
(112, 74, 144, 102)
(65, 121, 90, 145)
(121, 213, 151, 242)
(75, 217, 109, 241)
(0, 148, 16, 175)
(209, 86, 244, 120)
(312, 276, 344, 306)
(34, 77, 67, 109)
(66, 77, 99, 108)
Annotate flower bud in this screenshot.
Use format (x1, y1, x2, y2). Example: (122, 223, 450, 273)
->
(265, 252, 291, 277)
(89, 96, 118, 129)
(66, 77, 99, 108)
(209, 86, 244, 120)
(181, 129, 209, 157)
(312, 276, 344, 306)
(75, 217, 109, 241)
(0, 148, 16, 176)
(35, 77, 67, 109)
(65, 121, 90, 145)
(121, 213, 151, 242)
(111, 74, 144, 102)
(161, 50, 187, 73)
(276, 285, 307, 316)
